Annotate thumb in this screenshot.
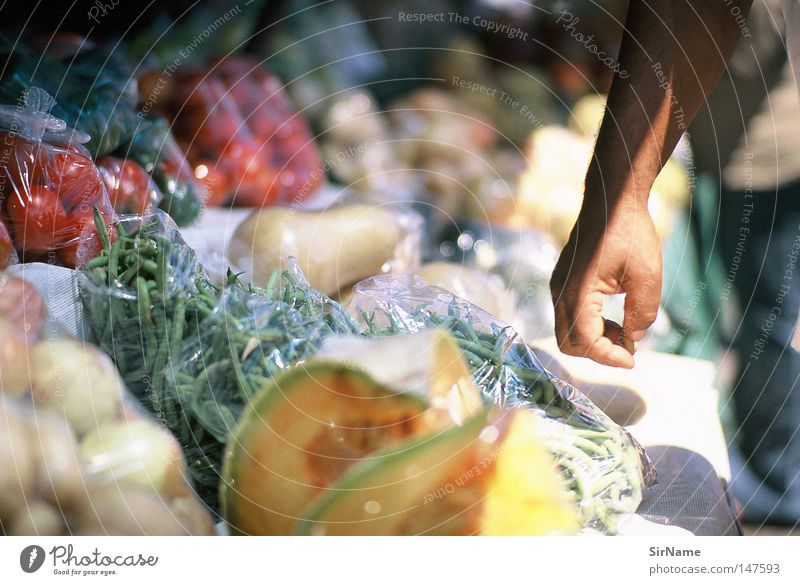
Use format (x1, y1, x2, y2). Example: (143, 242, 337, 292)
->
(622, 268, 661, 342)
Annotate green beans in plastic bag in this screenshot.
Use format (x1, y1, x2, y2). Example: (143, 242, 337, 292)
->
(351, 273, 656, 534)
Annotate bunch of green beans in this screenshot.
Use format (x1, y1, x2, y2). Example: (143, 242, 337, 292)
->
(79, 210, 219, 435)
(170, 268, 359, 511)
(360, 297, 649, 533)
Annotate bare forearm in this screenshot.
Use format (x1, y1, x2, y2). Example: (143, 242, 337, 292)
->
(586, 0, 753, 209)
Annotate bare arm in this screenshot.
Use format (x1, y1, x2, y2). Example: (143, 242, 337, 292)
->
(551, 0, 753, 367)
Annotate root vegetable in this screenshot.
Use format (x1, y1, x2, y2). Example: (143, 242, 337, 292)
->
(72, 484, 189, 535)
(28, 413, 85, 507)
(30, 338, 123, 436)
(7, 500, 65, 536)
(229, 205, 411, 296)
(0, 273, 45, 341)
(0, 320, 32, 397)
(0, 404, 36, 515)
(80, 419, 185, 497)
(170, 497, 215, 536)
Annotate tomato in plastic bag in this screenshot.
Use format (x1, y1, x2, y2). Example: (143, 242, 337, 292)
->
(97, 156, 160, 216)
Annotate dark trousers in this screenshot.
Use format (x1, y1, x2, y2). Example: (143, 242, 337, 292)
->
(721, 183, 800, 524)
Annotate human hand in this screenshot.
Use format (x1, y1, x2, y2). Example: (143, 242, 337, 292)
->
(550, 197, 662, 368)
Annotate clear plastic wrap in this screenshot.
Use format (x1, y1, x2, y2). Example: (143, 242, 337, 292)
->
(78, 210, 217, 412)
(350, 273, 656, 533)
(0, 271, 213, 535)
(96, 156, 163, 216)
(436, 221, 559, 340)
(169, 262, 358, 509)
(0, 218, 12, 269)
(120, 115, 204, 226)
(0, 88, 119, 268)
(228, 202, 423, 298)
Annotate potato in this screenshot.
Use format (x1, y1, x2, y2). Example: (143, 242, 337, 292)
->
(28, 413, 85, 507)
(229, 204, 413, 296)
(170, 496, 215, 535)
(7, 500, 65, 536)
(30, 338, 123, 436)
(71, 484, 189, 535)
(0, 404, 36, 515)
(80, 419, 186, 497)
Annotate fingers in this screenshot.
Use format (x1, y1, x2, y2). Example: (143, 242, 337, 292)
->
(554, 289, 635, 368)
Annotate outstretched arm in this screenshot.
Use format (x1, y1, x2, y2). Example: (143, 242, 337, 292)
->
(550, 0, 753, 367)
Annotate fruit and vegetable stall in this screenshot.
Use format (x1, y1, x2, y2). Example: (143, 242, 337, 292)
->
(0, 1, 737, 537)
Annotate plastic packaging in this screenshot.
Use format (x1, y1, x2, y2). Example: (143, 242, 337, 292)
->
(120, 116, 204, 226)
(0, 88, 118, 267)
(154, 56, 323, 207)
(0, 218, 12, 269)
(169, 261, 359, 509)
(435, 222, 560, 340)
(413, 261, 519, 330)
(96, 156, 163, 216)
(350, 273, 656, 533)
(228, 201, 423, 298)
(78, 210, 215, 408)
(0, 271, 213, 535)
(0, 37, 140, 158)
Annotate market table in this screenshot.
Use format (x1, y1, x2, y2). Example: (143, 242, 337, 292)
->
(532, 338, 740, 536)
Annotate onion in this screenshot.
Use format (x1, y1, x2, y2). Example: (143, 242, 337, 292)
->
(30, 338, 123, 436)
(80, 418, 184, 496)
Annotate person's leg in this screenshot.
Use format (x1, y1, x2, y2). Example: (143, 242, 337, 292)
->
(721, 182, 800, 524)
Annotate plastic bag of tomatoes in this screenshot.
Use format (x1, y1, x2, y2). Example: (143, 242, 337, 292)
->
(159, 56, 324, 208)
(0, 88, 118, 268)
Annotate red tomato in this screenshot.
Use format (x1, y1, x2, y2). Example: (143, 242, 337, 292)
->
(0, 131, 39, 197)
(57, 218, 118, 268)
(0, 219, 12, 269)
(229, 165, 281, 207)
(97, 156, 155, 215)
(5, 184, 71, 255)
(193, 161, 230, 206)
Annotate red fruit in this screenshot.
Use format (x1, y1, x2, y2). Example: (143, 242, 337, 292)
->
(57, 218, 118, 268)
(0, 273, 45, 341)
(193, 161, 230, 206)
(97, 156, 156, 215)
(0, 219, 12, 269)
(6, 184, 70, 255)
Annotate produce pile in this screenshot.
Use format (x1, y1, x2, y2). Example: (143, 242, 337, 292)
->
(0, 21, 668, 537)
(0, 273, 212, 535)
(139, 55, 323, 208)
(0, 38, 205, 227)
